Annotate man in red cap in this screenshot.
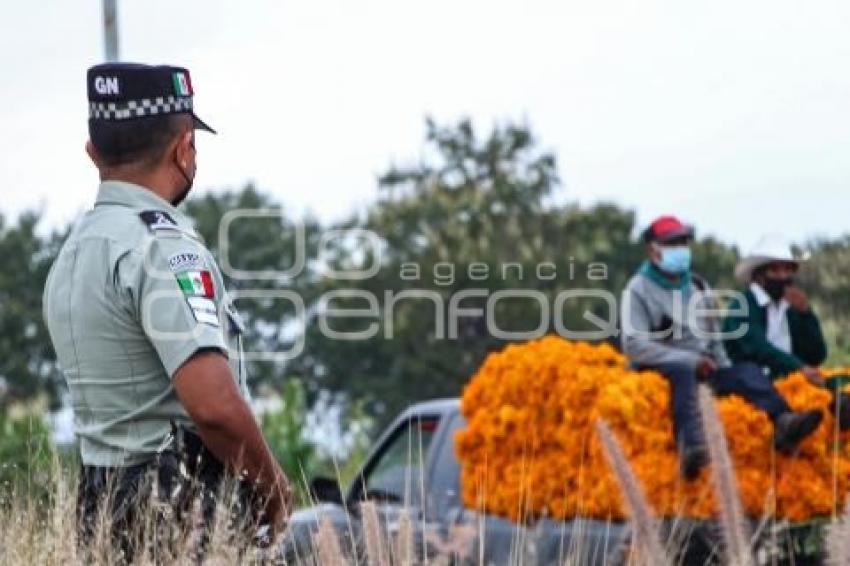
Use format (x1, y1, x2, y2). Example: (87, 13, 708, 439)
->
(620, 215, 822, 479)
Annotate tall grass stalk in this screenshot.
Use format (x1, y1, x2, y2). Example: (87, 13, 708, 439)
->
(697, 385, 754, 566)
(313, 517, 347, 566)
(360, 500, 388, 566)
(394, 508, 414, 566)
(595, 419, 670, 565)
(1, 438, 847, 564)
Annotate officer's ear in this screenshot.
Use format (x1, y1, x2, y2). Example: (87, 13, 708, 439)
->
(172, 130, 195, 169)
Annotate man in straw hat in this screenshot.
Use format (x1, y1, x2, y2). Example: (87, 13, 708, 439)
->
(724, 234, 849, 428)
(621, 218, 823, 481)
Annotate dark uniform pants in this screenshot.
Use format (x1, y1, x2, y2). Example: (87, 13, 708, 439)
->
(655, 361, 791, 450)
(76, 427, 262, 563)
(77, 462, 154, 562)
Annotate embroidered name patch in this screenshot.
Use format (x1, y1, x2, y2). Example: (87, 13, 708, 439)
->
(168, 251, 205, 272)
(175, 270, 215, 298)
(187, 296, 219, 327)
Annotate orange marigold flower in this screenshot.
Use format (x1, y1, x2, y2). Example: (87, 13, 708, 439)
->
(456, 336, 850, 521)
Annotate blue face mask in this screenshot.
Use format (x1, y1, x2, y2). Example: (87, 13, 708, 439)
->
(656, 245, 692, 274)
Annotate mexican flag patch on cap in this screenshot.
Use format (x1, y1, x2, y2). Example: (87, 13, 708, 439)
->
(172, 71, 193, 96)
(176, 270, 214, 298)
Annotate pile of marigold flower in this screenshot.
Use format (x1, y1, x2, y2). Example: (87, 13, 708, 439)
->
(455, 336, 850, 522)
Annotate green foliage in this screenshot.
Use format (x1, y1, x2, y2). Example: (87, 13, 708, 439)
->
(330, 401, 374, 489)
(0, 411, 54, 503)
(797, 236, 850, 366)
(690, 236, 739, 290)
(287, 119, 748, 423)
(259, 381, 374, 500)
(289, 120, 633, 422)
(0, 212, 65, 408)
(259, 380, 320, 490)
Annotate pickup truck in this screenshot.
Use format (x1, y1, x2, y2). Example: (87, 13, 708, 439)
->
(280, 399, 824, 564)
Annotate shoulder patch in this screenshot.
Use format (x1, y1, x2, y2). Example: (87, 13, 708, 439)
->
(167, 251, 206, 272)
(187, 296, 220, 327)
(139, 210, 178, 231)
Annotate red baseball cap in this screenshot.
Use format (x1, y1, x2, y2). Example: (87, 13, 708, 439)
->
(643, 215, 695, 243)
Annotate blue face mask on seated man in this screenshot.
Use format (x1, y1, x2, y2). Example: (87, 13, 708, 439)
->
(655, 245, 692, 274)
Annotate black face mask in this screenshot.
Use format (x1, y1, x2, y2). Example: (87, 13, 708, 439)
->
(762, 277, 793, 302)
(171, 156, 194, 206)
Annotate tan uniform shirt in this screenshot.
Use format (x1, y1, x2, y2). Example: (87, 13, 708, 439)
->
(43, 180, 249, 466)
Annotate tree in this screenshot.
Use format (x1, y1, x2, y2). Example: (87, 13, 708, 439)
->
(284, 119, 749, 424)
(289, 120, 643, 423)
(0, 212, 64, 408)
(797, 237, 850, 364)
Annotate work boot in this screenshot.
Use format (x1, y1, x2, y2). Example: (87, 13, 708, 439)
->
(680, 446, 708, 480)
(774, 410, 823, 453)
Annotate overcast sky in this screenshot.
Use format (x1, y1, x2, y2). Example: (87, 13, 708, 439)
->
(1, 0, 848, 248)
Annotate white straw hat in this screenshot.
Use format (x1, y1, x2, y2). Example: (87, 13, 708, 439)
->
(734, 234, 809, 282)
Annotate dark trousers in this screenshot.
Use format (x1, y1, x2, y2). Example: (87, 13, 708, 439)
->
(655, 361, 791, 451)
(77, 428, 263, 563)
(77, 463, 155, 563)
(77, 461, 226, 564)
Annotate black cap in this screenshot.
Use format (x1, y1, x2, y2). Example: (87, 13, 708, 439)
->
(87, 62, 215, 134)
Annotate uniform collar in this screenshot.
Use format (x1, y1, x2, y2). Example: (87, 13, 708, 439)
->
(749, 282, 789, 310)
(94, 180, 193, 227)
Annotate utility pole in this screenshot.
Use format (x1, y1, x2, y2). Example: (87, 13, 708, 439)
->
(103, 0, 119, 62)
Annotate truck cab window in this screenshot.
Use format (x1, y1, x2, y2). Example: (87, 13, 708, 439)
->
(363, 416, 439, 506)
(429, 413, 465, 517)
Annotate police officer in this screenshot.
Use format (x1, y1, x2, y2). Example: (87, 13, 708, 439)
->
(43, 63, 291, 558)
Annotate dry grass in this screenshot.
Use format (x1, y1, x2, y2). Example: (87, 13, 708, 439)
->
(313, 517, 347, 566)
(595, 419, 670, 566)
(0, 430, 846, 566)
(697, 385, 753, 566)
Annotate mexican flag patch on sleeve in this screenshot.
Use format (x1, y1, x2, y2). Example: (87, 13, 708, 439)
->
(175, 270, 215, 298)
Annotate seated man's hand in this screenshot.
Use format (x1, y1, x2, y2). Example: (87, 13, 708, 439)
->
(801, 365, 825, 387)
(696, 356, 717, 381)
(784, 286, 810, 312)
